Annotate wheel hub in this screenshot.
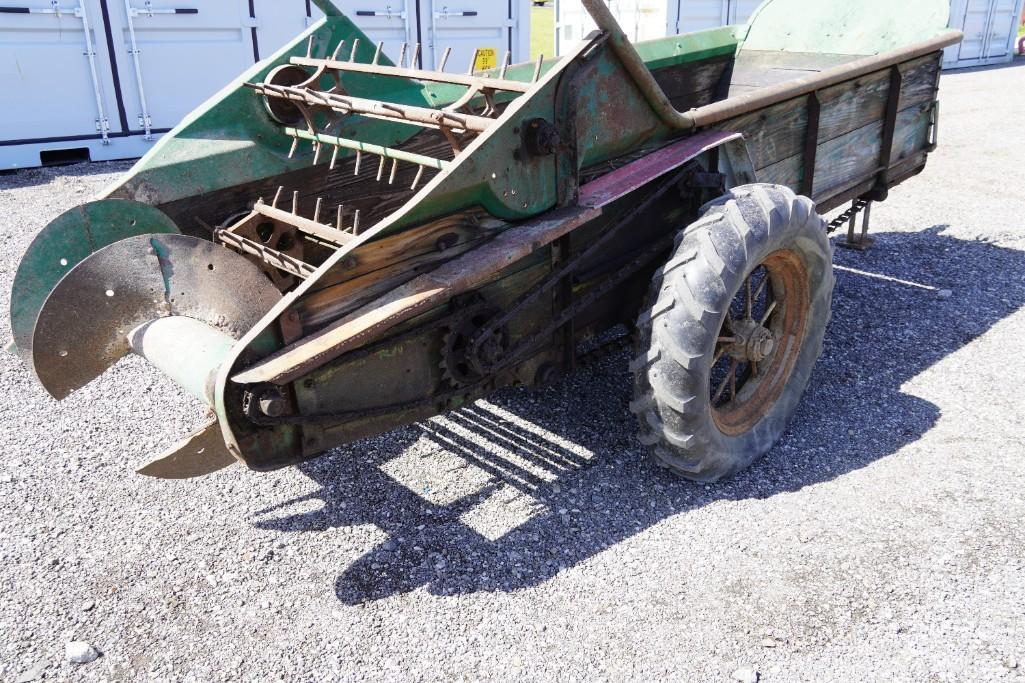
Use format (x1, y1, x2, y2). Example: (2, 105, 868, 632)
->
(729, 318, 775, 363)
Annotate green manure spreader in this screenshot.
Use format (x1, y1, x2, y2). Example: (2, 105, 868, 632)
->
(9, 0, 961, 481)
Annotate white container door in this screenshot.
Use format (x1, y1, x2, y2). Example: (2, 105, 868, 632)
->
(108, 0, 257, 135)
(303, 1, 416, 66)
(557, 0, 670, 54)
(254, 0, 318, 61)
(424, 0, 517, 72)
(977, 0, 1020, 60)
(0, 0, 123, 141)
(948, 0, 1023, 66)
(675, 0, 727, 33)
(727, 0, 761, 24)
(613, 0, 670, 43)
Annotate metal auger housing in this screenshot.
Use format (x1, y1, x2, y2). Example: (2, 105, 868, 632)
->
(9, 0, 960, 478)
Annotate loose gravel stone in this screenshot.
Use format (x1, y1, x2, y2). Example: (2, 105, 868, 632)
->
(0, 55, 1023, 683)
(66, 641, 100, 664)
(732, 666, 759, 683)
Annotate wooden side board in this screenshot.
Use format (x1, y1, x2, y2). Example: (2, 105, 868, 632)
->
(757, 101, 934, 197)
(652, 53, 735, 111)
(720, 52, 941, 171)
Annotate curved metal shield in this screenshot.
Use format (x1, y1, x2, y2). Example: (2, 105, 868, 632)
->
(9, 199, 179, 365)
(31, 234, 281, 400)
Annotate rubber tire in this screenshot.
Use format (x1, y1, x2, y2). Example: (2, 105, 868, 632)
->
(631, 184, 834, 482)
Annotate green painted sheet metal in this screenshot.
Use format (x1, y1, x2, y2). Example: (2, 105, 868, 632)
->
(741, 0, 952, 55)
(9, 199, 179, 361)
(633, 25, 741, 70)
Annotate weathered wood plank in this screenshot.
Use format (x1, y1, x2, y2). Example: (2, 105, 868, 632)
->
(721, 53, 939, 170)
(757, 102, 933, 198)
(652, 54, 734, 110)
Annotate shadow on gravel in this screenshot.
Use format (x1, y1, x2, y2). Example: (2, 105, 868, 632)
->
(252, 226, 1025, 604)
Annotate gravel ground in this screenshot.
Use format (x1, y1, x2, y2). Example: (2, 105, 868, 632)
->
(1, 60, 1024, 683)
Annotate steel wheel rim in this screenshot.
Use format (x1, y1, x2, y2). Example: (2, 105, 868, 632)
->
(710, 249, 810, 436)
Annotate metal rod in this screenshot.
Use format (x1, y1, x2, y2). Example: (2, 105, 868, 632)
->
(532, 53, 544, 82)
(411, 165, 425, 191)
(336, 204, 344, 230)
(283, 128, 453, 170)
(499, 51, 511, 79)
(292, 190, 299, 214)
(467, 48, 480, 75)
(122, 0, 153, 140)
(388, 158, 398, 184)
(75, 0, 111, 144)
(252, 203, 354, 246)
(376, 155, 385, 182)
(271, 186, 283, 208)
(254, 83, 494, 133)
(329, 145, 339, 170)
(349, 37, 360, 62)
(372, 41, 384, 64)
(331, 39, 346, 60)
(398, 42, 408, 68)
(354, 150, 363, 175)
(437, 46, 451, 71)
(313, 197, 322, 223)
(352, 209, 361, 235)
(216, 230, 317, 279)
(290, 55, 533, 92)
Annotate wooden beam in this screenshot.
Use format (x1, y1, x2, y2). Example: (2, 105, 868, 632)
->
(231, 205, 601, 386)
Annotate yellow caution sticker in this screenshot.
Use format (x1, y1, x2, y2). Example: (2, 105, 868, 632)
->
(473, 47, 498, 72)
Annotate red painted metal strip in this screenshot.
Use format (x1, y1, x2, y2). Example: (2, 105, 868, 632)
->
(578, 130, 742, 208)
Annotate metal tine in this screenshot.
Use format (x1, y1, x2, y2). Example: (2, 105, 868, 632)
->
(336, 204, 344, 230)
(352, 209, 361, 235)
(410, 165, 425, 191)
(331, 39, 346, 61)
(375, 154, 386, 182)
(306, 35, 314, 59)
(467, 48, 480, 75)
(532, 54, 544, 83)
(329, 145, 340, 170)
(349, 37, 360, 62)
(291, 190, 299, 214)
(271, 186, 284, 208)
(398, 42, 408, 68)
(499, 51, 511, 79)
(287, 137, 299, 159)
(372, 41, 384, 65)
(354, 150, 363, 175)
(411, 43, 421, 69)
(313, 197, 323, 223)
(388, 158, 398, 185)
(312, 141, 322, 165)
(437, 46, 451, 71)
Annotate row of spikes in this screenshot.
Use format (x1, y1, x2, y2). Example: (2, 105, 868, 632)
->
(288, 138, 434, 192)
(306, 35, 545, 81)
(265, 186, 363, 236)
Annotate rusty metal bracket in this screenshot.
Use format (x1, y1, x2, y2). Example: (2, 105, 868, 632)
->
(868, 65, 903, 202)
(801, 91, 821, 197)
